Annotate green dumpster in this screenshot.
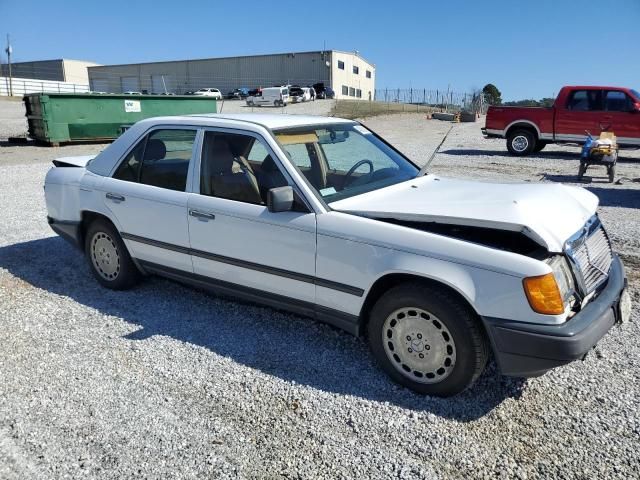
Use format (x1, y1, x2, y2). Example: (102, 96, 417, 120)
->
(23, 93, 217, 145)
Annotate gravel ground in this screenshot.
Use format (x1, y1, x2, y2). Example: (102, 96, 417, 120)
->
(0, 109, 639, 479)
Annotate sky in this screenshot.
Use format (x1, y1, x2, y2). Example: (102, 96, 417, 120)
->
(1, 0, 638, 101)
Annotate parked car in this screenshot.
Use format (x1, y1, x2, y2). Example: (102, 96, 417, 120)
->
(288, 86, 305, 103)
(226, 88, 249, 100)
(313, 83, 335, 100)
(44, 114, 629, 397)
(246, 87, 288, 107)
(193, 88, 223, 99)
(324, 87, 335, 100)
(483, 86, 640, 156)
(122, 91, 142, 95)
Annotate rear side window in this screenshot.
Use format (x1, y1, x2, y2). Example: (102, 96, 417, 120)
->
(604, 90, 634, 112)
(566, 90, 602, 111)
(113, 128, 197, 191)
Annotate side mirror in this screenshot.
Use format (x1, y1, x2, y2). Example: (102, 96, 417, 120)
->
(267, 186, 294, 212)
(632, 102, 640, 113)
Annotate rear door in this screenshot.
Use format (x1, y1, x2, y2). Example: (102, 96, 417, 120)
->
(554, 89, 602, 141)
(101, 127, 198, 272)
(603, 89, 640, 144)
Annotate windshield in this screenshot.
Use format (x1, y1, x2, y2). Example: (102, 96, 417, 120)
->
(274, 123, 419, 203)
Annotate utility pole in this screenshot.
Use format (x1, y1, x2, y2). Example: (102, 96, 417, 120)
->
(5, 35, 13, 96)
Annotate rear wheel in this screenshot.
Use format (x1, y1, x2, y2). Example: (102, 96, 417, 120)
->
(506, 129, 536, 156)
(367, 283, 489, 397)
(85, 219, 140, 290)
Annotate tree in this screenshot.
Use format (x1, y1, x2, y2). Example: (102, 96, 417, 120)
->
(482, 84, 502, 105)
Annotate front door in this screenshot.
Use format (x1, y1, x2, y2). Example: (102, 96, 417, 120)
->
(603, 89, 640, 144)
(187, 129, 317, 305)
(101, 127, 198, 273)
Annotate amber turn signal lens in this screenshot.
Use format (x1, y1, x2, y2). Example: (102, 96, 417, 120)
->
(523, 273, 564, 315)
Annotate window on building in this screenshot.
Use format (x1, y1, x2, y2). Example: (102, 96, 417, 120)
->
(349, 87, 356, 97)
(366, 70, 372, 79)
(353, 66, 359, 75)
(113, 129, 197, 192)
(342, 85, 349, 96)
(356, 89, 362, 98)
(338, 60, 345, 70)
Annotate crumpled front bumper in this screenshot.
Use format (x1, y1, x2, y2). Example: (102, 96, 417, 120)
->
(482, 254, 627, 377)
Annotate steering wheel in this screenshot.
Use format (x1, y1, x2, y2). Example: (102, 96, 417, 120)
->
(344, 159, 374, 186)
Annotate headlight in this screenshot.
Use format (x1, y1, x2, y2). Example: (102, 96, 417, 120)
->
(523, 256, 576, 316)
(547, 255, 576, 303)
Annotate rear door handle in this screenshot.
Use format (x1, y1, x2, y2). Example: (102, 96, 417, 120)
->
(106, 192, 125, 202)
(189, 209, 215, 221)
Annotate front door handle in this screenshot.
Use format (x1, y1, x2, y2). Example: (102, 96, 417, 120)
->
(106, 192, 125, 202)
(189, 209, 215, 221)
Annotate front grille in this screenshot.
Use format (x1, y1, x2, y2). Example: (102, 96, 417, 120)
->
(565, 217, 612, 295)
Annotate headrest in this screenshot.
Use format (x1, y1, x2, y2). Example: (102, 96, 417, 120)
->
(145, 139, 166, 160)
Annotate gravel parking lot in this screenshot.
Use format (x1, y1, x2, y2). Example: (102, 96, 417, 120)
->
(0, 101, 639, 479)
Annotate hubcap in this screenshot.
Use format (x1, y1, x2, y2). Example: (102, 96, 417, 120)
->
(91, 232, 120, 281)
(382, 307, 457, 384)
(512, 135, 529, 152)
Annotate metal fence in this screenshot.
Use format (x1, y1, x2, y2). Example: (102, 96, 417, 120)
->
(374, 88, 487, 113)
(0, 76, 90, 96)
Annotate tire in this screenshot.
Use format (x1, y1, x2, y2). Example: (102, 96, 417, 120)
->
(84, 219, 140, 290)
(367, 283, 489, 397)
(506, 129, 536, 156)
(533, 142, 547, 153)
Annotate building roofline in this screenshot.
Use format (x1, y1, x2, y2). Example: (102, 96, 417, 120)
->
(10, 58, 99, 64)
(87, 50, 375, 70)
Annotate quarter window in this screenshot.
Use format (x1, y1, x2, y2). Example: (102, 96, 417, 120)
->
(338, 60, 345, 70)
(113, 128, 196, 192)
(200, 131, 288, 204)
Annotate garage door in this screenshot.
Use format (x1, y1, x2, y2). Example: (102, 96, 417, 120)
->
(120, 76, 139, 93)
(91, 78, 109, 92)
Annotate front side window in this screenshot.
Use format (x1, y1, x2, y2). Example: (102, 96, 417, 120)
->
(604, 90, 634, 112)
(113, 128, 197, 191)
(200, 131, 288, 205)
(274, 123, 418, 203)
(566, 90, 602, 111)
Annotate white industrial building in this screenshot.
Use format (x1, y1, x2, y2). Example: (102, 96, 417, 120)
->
(87, 50, 375, 100)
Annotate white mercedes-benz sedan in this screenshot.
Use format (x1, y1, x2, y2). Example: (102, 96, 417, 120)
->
(44, 114, 630, 396)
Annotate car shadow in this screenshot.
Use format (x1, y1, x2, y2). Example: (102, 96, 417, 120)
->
(586, 187, 640, 209)
(0, 236, 527, 421)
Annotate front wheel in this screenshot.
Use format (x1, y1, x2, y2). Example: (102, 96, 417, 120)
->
(367, 283, 489, 397)
(85, 219, 140, 290)
(506, 129, 536, 156)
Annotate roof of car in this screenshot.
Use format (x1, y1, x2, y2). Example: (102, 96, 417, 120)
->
(187, 113, 355, 130)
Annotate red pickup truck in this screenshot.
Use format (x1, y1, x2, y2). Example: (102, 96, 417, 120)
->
(482, 86, 640, 156)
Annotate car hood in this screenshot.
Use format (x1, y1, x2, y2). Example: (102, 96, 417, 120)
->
(329, 175, 599, 253)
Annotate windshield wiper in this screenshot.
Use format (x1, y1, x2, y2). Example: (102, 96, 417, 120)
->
(418, 125, 453, 176)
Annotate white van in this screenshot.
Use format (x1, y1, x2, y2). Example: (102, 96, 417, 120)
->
(246, 87, 289, 107)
